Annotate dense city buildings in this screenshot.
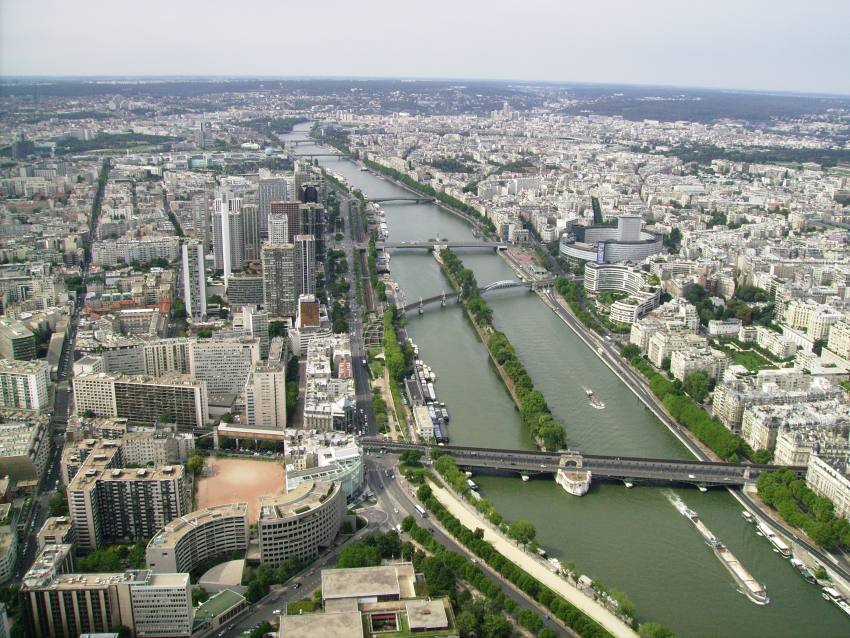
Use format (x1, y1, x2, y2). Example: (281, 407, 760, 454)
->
(3, 64, 850, 638)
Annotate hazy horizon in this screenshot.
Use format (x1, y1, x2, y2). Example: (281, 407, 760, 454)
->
(2, 0, 850, 95)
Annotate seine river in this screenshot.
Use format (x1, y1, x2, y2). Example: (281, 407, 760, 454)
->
(286, 123, 848, 637)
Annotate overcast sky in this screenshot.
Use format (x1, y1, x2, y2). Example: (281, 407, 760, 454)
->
(2, 0, 849, 95)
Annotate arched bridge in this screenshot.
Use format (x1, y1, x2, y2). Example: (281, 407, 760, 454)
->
(401, 278, 554, 313)
(361, 440, 806, 489)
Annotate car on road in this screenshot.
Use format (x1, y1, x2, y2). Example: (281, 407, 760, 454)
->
(292, 582, 301, 590)
(273, 609, 281, 615)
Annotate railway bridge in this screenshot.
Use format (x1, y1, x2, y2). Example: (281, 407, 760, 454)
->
(361, 440, 804, 490)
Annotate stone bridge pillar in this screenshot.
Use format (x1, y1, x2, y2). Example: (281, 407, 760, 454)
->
(559, 451, 584, 469)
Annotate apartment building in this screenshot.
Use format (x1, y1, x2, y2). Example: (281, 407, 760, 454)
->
(0, 416, 50, 484)
(257, 481, 344, 565)
(67, 444, 188, 551)
(244, 361, 286, 430)
(146, 503, 249, 574)
(189, 337, 260, 398)
(21, 543, 193, 638)
(0, 359, 50, 411)
(73, 372, 209, 429)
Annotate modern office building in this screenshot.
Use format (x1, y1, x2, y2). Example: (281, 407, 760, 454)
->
(146, 503, 249, 574)
(226, 274, 264, 307)
(0, 319, 36, 361)
(73, 372, 209, 429)
(129, 572, 193, 638)
(583, 262, 661, 324)
(188, 337, 260, 398)
(299, 203, 326, 255)
(212, 191, 244, 283)
(191, 192, 211, 252)
(257, 480, 344, 565)
(268, 211, 289, 245)
(243, 306, 270, 358)
(0, 358, 51, 411)
(258, 175, 292, 238)
(241, 203, 260, 262)
(67, 446, 188, 551)
(269, 201, 301, 243)
(261, 243, 296, 317)
(181, 239, 207, 320)
(244, 361, 286, 430)
(284, 431, 364, 500)
(294, 234, 316, 298)
(560, 215, 662, 264)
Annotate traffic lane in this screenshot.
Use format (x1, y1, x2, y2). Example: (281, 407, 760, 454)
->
(370, 456, 572, 637)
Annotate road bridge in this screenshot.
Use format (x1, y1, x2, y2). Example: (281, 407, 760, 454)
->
(401, 278, 554, 313)
(381, 241, 507, 251)
(361, 440, 805, 489)
(289, 152, 343, 157)
(370, 197, 436, 204)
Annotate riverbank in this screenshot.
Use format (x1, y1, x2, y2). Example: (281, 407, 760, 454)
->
(426, 479, 638, 638)
(437, 250, 565, 450)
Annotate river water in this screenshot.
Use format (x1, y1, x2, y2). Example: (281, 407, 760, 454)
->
(286, 123, 848, 637)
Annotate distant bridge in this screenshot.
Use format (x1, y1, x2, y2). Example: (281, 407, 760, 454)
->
(380, 241, 506, 251)
(290, 152, 343, 157)
(401, 278, 554, 313)
(361, 440, 805, 489)
(370, 197, 436, 205)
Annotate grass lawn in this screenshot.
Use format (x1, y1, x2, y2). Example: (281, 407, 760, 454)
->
(287, 598, 319, 615)
(727, 348, 776, 372)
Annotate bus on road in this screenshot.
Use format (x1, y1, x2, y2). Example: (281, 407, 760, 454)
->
(414, 504, 427, 517)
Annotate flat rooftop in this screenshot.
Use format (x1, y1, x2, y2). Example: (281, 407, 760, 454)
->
(279, 611, 364, 638)
(193, 589, 245, 625)
(258, 480, 337, 521)
(321, 563, 415, 601)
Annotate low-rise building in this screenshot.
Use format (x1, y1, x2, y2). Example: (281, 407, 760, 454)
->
(670, 346, 729, 382)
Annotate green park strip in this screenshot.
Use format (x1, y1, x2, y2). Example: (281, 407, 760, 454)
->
(413, 476, 648, 638)
(439, 250, 566, 451)
(625, 353, 765, 463)
(757, 470, 850, 551)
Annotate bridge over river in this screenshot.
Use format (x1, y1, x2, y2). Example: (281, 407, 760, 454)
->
(400, 278, 555, 313)
(361, 439, 805, 491)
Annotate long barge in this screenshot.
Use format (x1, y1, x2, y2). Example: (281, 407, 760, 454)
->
(676, 501, 769, 605)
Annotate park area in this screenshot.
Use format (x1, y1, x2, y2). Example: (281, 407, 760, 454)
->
(196, 457, 285, 521)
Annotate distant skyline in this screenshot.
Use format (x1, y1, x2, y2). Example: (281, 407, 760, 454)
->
(2, 0, 850, 96)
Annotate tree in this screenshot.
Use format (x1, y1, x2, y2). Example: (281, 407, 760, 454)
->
(336, 542, 381, 568)
(507, 519, 537, 545)
(682, 370, 711, 403)
(456, 610, 478, 638)
(49, 487, 68, 516)
(620, 343, 641, 360)
(192, 587, 209, 606)
(187, 455, 204, 475)
(483, 613, 512, 638)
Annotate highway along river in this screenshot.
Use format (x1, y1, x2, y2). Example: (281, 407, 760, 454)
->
(286, 123, 848, 637)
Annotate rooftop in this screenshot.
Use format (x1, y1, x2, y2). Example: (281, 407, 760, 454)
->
(148, 502, 248, 549)
(258, 480, 339, 522)
(321, 563, 415, 601)
(279, 611, 364, 638)
(193, 589, 246, 625)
